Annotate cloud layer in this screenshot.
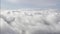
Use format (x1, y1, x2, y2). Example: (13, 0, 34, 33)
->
(0, 9, 60, 34)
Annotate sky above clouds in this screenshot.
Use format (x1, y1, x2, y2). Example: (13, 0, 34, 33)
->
(1, 0, 60, 9)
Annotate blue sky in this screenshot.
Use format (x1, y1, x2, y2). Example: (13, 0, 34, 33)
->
(1, 0, 60, 9)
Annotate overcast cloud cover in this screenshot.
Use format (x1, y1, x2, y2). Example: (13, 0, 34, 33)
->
(0, 9, 60, 34)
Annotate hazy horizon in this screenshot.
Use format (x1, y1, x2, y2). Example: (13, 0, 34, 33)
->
(1, 0, 60, 10)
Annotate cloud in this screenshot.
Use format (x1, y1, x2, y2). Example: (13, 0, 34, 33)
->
(0, 18, 19, 34)
(0, 9, 60, 34)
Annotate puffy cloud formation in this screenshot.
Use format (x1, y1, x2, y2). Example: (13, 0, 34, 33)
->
(0, 9, 60, 34)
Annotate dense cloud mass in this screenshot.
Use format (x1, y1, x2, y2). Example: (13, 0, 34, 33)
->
(0, 9, 60, 34)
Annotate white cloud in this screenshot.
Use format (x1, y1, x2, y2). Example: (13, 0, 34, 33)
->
(0, 9, 60, 34)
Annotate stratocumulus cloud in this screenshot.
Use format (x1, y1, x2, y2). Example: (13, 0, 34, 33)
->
(0, 9, 60, 34)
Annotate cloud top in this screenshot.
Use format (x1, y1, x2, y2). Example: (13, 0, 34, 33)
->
(0, 9, 60, 34)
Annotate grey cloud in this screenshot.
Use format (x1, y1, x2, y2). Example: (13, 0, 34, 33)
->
(0, 18, 19, 34)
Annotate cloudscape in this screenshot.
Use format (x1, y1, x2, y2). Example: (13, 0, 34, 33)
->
(0, 0, 60, 34)
(0, 9, 60, 34)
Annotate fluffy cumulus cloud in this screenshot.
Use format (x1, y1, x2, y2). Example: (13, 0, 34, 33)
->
(0, 9, 60, 34)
